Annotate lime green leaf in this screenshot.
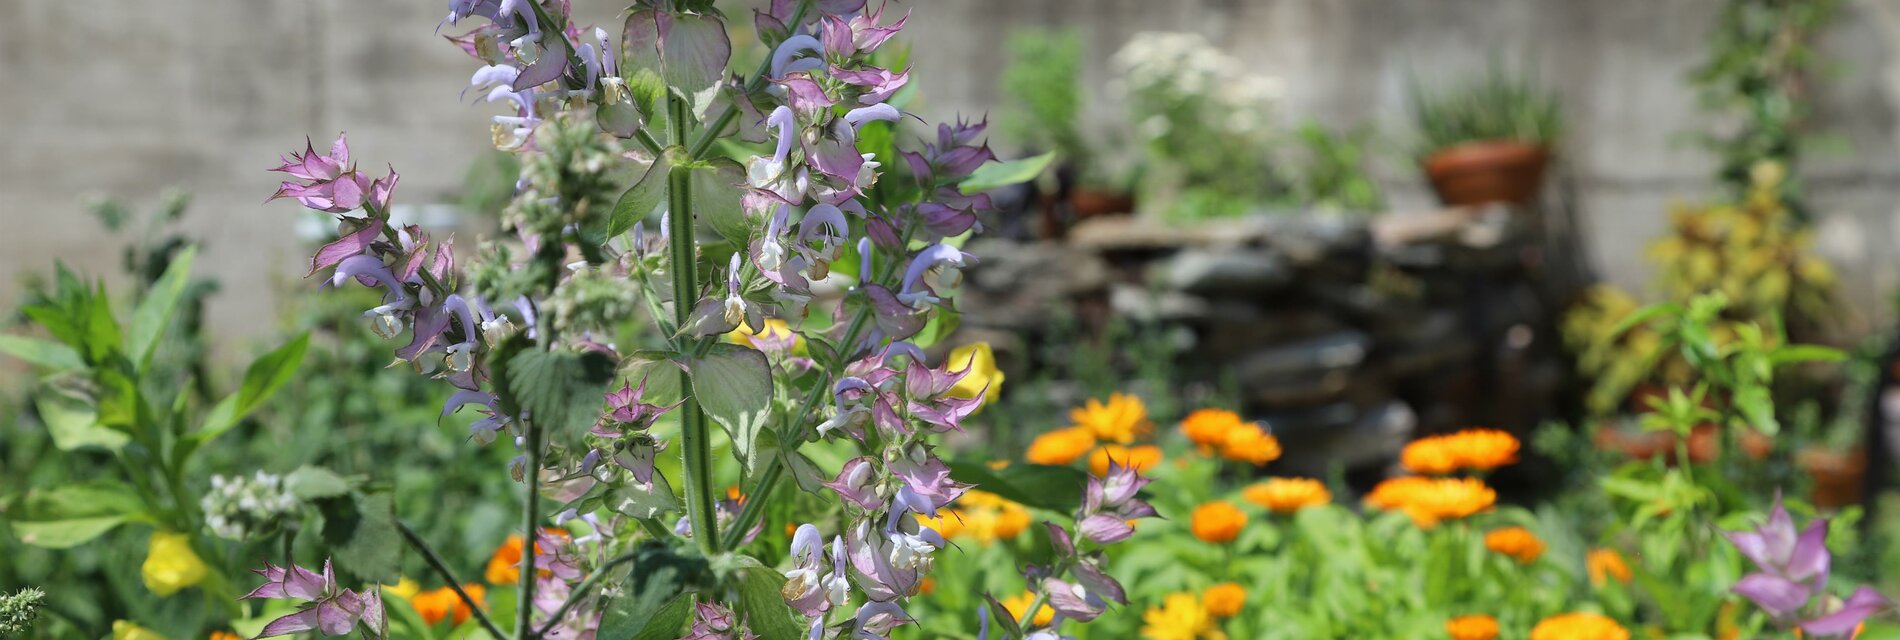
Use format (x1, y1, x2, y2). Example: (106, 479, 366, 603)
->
(735, 565, 804, 640)
(10, 480, 144, 548)
(195, 333, 309, 444)
(285, 466, 352, 501)
(623, 350, 687, 404)
(959, 151, 1056, 194)
(610, 147, 683, 238)
(612, 472, 681, 520)
(127, 245, 198, 371)
(685, 344, 774, 474)
(505, 347, 618, 437)
(0, 335, 85, 371)
(631, 593, 698, 640)
(693, 159, 751, 243)
(36, 386, 128, 451)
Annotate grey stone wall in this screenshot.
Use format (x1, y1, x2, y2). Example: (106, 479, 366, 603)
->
(5, 0, 1900, 352)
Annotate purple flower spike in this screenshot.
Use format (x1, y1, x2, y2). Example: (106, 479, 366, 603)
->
(1802, 587, 1891, 637)
(1727, 491, 1892, 635)
(244, 560, 386, 639)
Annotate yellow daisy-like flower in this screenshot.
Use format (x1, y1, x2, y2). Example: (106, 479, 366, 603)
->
(952, 490, 1031, 544)
(1070, 393, 1151, 444)
(1201, 583, 1246, 618)
(141, 531, 208, 597)
(111, 621, 168, 640)
(1001, 590, 1056, 627)
(1365, 476, 1496, 528)
(1218, 425, 1281, 466)
(1587, 549, 1632, 586)
(1090, 444, 1164, 477)
(917, 509, 966, 539)
(383, 576, 421, 600)
(1446, 614, 1500, 640)
(1243, 477, 1331, 514)
(1026, 426, 1098, 465)
(1400, 428, 1519, 474)
(1530, 612, 1629, 640)
(1141, 593, 1228, 640)
(946, 342, 1004, 408)
(1190, 501, 1247, 544)
(1484, 526, 1546, 564)
(1180, 408, 1245, 452)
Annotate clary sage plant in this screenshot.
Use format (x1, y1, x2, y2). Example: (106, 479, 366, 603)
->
(254, 1, 1090, 638)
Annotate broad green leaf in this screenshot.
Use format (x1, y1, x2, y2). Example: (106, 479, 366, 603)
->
(660, 14, 732, 119)
(11, 480, 144, 548)
(598, 564, 688, 640)
(631, 593, 698, 640)
(623, 350, 687, 404)
(285, 466, 352, 501)
(958, 151, 1056, 194)
(127, 245, 198, 371)
(317, 493, 401, 583)
(505, 347, 618, 437)
(0, 335, 85, 371)
(36, 386, 128, 451)
(611, 472, 681, 520)
(196, 334, 310, 444)
(686, 344, 774, 474)
(946, 461, 1088, 513)
(1733, 385, 1779, 436)
(12, 516, 129, 549)
(735, 565, 804, 640)
(693, 158, 751, 243)
(609, 147, 683, 238)
(1609, 303, 1682, 338)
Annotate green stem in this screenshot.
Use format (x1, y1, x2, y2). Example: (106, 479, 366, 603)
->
(684, 0, 812, 161)
(668, 91, 721, 555)
(532, 551, 642, 638)
(516, 419, 545, 640)
(396, 520, 511, 640)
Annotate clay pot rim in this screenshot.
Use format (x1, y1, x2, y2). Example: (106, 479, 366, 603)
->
(1422, 139, 1552, 173)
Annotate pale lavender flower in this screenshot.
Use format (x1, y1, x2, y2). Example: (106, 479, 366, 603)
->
(242, 560, 385, 638)
(1727, 493, 1891, 636)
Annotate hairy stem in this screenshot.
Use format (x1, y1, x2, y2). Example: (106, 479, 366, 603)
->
(396, 520, 511, 640)
(516, 419, 544, 639)
(668, 91, 721, 555)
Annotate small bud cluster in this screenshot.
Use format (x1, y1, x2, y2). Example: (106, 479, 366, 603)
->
(201, 472, 301, 541)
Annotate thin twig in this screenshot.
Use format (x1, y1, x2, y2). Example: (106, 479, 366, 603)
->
(396, 520, 512, 640)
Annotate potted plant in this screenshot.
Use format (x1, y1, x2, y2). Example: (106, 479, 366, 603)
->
(1000, 28, 1137, 236)
(1410, 66, 1562, 207)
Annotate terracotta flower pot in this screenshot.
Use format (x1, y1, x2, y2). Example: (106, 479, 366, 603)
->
(1422, 140, 1550, 207)
(1069, 188, 1136, 219)
(1798, 447, 1867, 509)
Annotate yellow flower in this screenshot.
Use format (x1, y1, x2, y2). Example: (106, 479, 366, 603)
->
(111, 621, 168, 640)
(1243, 478, 1331, 514)
(917, 510, 966, 540)
(1202, 583, 1246, 618)
(1364, 476, 1495, 528)
(1587, 549, 1632, 586)
(411, 585, 486, 627)
(1027, 426, 1097, 465)
(1001, 590, 1056, 627)
(1190, 501, 1247, 544)
(383, 577, 421, 599)
(1070, 393, 1151, 444)
(947, 342, 1004, 407)
(949, 491, 1031, 544)
(485, 534, 526, 585)
(1484, 526, 1546, 564)
(1180, 409, 1245, 452)
(1446, 614, 1500, 640)
(1090, 444, 1164, 477)
(726, 318, 799, 351)
(1218, 426, 1281, 466)
(1401, 429, 1519, 474)
(1140, 593, 1228, 640)
(141, 531, 208, 597)
(1530, 612, 1628, 640)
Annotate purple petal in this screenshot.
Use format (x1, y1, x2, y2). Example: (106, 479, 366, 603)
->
(315, 599, 357, 636)
(1787, 519, 1832, 583)
(1734, 573, 1811, 618)
(1044, 522, 1075, 558)
(1042, 579, 1104, 622)
(309, 219, 385, 277)
(1078, 514, 1135, 545)
(513, 30, 572, 90)
(1071, 562, 1128, 605)
(1801, 586, 1890, 636)
(257, 609, 321, 638)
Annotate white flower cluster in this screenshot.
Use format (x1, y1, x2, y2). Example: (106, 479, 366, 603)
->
(1110, 31, 1282, 140)
(201, 471, 301, 540)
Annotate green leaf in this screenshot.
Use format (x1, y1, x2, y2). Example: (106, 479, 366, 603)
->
(35, 386, 128, 451)
(285, 466, 352, 501)
(196, 334, 310, 444)
(611, 472, 681, 520)
(599, 565, 690, 640)
(660, 14, 732, 119)
(623, 350, 687, 404)
(631, 593, 698, 640)
(12, 516, 129, 550)
(946, 461, 1088, 513)
(609, 147, 683, 238)
(693, 159, 751, 243)
(10, 480, 144, 548)
(1768, 344, 1847, 366)
(127, 245, 198, 371)
(0, 335, 85, 371)
(1609, 303, 1682, 338)
(686, 344, 775, 474)
(317, 493, 401, 583)
(506, 347, 619, 437)
(735, 565, 805, 640)
(1733, 385, 1779, 436)
(958, 151, 1056, 194)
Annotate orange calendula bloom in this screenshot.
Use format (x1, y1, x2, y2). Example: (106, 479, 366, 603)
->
(209, 632, 243, 640)
(1446, 614, 1500, 640)
(1190, 501, 1247, 544)
(1070, 393, 1152, 444)
(918, 576, 938, 596)
(916, 511, 966, 540)
(1180, 409, 1246, 452)
(1365, 476, 1496, 528)
(1587, 549, 1632, 586)
(1484, 526, 1546, 564)
(485, 535, 525, 584)
(1530, 612, 1629, 640)
(1218, 426, 1281, 466)
(1201, 583, 1246, 618)
(1002, 590, 1056, 627)
(411, 585, 486, 626)
(1090, 444, 1164, 476)
(1026, 426, 1098, 465)
(1243, 477, 1331, 514)
(1401, 428, 1520, 474)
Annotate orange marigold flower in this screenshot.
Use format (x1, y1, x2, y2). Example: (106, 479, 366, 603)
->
(1202, 582, 1246, 618)
(1401, 428, 1520, 474)
(484, 535, 525, 585)
(1002, 590, 1055, 627)
(1218, 426, 1281, 466)
(918, 576, 938, 596)
(411, 584, 486, 627)
(1090, 444, 1164, 476)
(947, 491, 1031, 544)
(1587, 549, 1632, 586)
(209, 632, 243, 640)
(1180, 408, 1246, 451)
(1530, 612, 1628, 640)
(1026, 426, 1098, 465)
(1484, 526, 1546, 564)
(1446, 614, 1500, 640)
(1243, 477, 1331, 514)
(1365, 476, 1495, 528)
(1070, 393, 1151, 444)
(1190, 501, 1247, 544)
